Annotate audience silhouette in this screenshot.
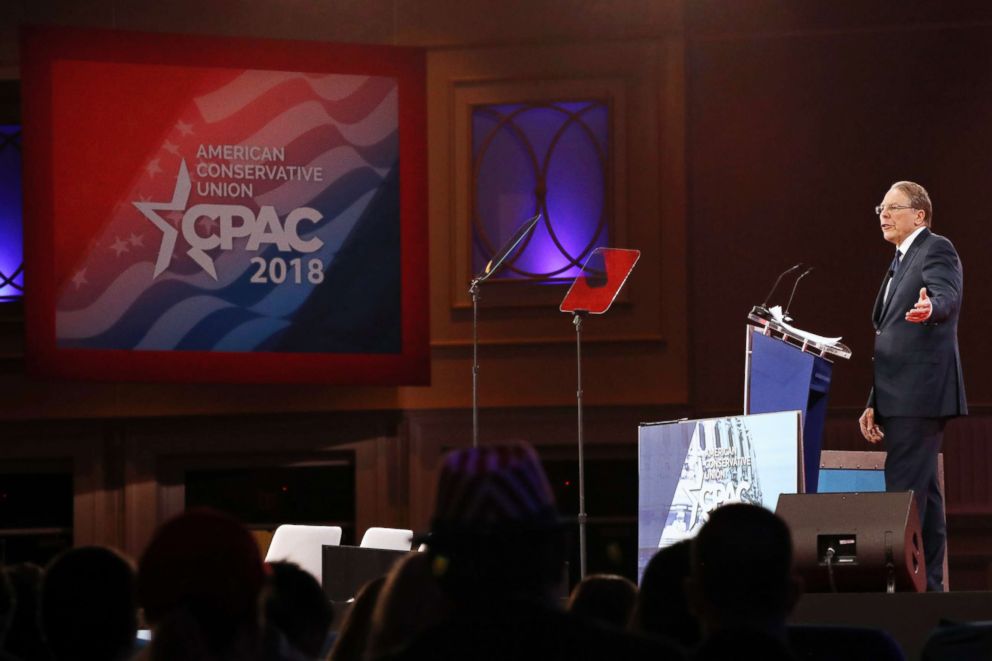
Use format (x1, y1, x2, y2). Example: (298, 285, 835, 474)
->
(0, 455, 957, 660)
(40, 546, 137, 661)
(686, 503, 800, 660)
(2, 563, 47, 661)
(327, 576, 384, 661)
(629, 539, 701, 648)
(365, 552, 450, 659)
(0, 569, 16, 661)
(137, 508, 265, 660)
(380, 442, 685, 660)
(261, 561, 334, 661)
(567, 574, 637, 630)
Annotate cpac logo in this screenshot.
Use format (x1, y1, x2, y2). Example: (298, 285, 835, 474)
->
(134, 160, 324, 279)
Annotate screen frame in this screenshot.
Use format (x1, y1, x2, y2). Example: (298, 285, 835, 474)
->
(21, 26, 429, 384)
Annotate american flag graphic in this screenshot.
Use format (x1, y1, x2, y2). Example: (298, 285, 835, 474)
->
(55, 68, 400, 354)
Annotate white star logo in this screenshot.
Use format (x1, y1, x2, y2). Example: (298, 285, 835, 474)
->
(71, 269, 88, 290)
(128, 232, 144, 248)
(110, 237, 130, 257)
(163, 140, 180, 155)
(134, 159, 192, 278)
(176, 120, 194, 136)
(146, 158, 162, 178)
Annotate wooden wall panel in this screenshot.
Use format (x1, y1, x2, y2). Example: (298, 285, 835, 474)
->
(421, 39, 688, 410)
(943, 415, 992, 513)
(117, 413, 399, 557)
(0, 421, 123, 550)
(395, 0, 682, 47)
(686, 18, 992, 412)
(405, 404, 685, 532)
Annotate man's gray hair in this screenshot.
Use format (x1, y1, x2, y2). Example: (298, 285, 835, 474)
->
(891, 181, 933, 227)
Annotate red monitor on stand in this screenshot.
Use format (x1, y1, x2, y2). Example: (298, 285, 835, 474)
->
(560, 248, 640, 314)
(560, 247, 640, 580)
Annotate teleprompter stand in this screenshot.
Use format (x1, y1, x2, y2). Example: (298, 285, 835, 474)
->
(468, 213, 540, 447)
(560, 248, 640, 578)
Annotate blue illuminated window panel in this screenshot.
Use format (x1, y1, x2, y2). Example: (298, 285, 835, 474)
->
(0, 124, 23, 301)
(471, 101, 610, 282)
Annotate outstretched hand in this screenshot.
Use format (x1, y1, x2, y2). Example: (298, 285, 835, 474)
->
(905, 287, 932, 323)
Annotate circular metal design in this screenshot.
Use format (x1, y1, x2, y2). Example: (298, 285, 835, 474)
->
(471, 101, 610, 281)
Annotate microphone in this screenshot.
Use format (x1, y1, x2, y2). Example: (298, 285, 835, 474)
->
(762, 263, 803, 308)
(783, 266, 814, 322)
(751, 262, 803, 321)
(750, 263, 803, 320)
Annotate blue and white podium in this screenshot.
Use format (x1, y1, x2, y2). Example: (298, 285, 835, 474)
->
(744, 315, 851, 493)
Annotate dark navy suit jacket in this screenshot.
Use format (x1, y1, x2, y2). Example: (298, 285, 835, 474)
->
(868, 228, 967, 419)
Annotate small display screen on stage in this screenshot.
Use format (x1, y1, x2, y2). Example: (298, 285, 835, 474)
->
(637, 411, 802, 581)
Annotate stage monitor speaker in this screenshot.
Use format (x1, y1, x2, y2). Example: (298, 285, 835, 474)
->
(775, 492, 924, 594)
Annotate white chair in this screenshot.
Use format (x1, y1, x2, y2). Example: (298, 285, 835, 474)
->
(359, 527, 413, 551)
(264, 524, 343, 584)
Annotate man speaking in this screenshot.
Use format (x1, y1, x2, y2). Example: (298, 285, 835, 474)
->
(859, 181, 967, 591)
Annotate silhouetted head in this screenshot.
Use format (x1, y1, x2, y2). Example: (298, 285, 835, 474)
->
(567, 574, 637, 629)
(137, 508, 264, 655)
(41, 546, 137, 661)
(630, 540, 701, 647)
(328, 576, 385, 661)
(262, 561, 333, 659)
(367, 552, 451, 658)
(423, 442, 565, 604)
(687, 503, 800, 636)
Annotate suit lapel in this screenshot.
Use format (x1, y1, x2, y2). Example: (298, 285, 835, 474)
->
(872, 272, 887, 328)
(878, 228, 930, 324)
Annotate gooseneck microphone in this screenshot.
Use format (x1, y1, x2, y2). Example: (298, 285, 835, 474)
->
(761, 263, 804, 308)
(783, 266, 814, 322)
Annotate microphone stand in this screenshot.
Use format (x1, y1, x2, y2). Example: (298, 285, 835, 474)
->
(470, 278, 481, 447)
(750, 263, 803, 320)
(783, 267, 813, 323)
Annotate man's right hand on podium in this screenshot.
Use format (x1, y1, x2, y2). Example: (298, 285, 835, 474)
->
(859, 407, 885, 444)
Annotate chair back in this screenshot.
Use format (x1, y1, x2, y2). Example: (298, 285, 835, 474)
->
(265, 524, 343, 583)
(360, 527, 413, 551)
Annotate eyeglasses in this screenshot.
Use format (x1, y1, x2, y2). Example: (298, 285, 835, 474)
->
(875, 204, 916, 215)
